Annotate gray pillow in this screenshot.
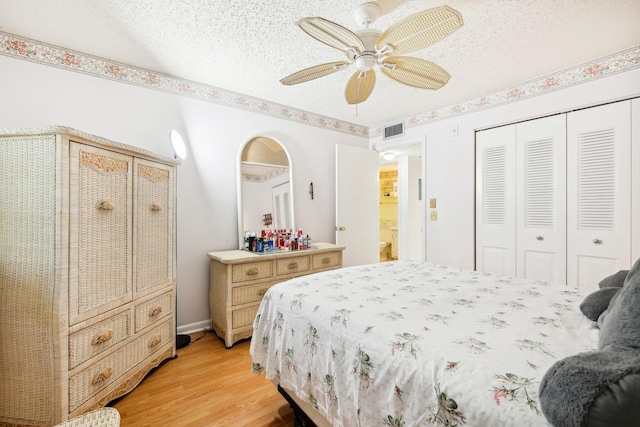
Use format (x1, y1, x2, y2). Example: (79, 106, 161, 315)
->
(598, 269, 628, 288)
(539, 257, 640, 427)
(579, 287, 621, 322)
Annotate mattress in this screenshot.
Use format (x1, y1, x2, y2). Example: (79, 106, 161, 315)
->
(250, 261, 599, 426)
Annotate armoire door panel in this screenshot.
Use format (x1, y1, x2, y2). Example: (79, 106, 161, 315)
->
(133, 159, 174, 297)
(69, 143, 133, 325)
(475, 125, 516, 277)
(516, 114, 567, 284)
(567, 101, 631, 291)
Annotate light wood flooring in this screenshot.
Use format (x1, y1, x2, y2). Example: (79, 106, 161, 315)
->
(110, 331, 295, 427)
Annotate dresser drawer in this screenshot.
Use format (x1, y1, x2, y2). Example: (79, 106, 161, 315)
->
(232, 305, 260, 329)
(232, 260, 273, 283)
(69, 312, 132, 370)
(312, 251, 341, 269)
(134, 291, 174, 332)
(232, 281, 278, 306)
(276, 255, 311, 276)
(69, 319, 173, 412)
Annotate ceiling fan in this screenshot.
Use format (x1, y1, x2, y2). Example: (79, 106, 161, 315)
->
(280, 0, 464, 105)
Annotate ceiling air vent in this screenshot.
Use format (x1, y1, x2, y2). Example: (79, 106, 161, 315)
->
(384, 122, 404, 140)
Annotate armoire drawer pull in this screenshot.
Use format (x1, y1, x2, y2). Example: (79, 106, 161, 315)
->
(287, 262, 298, 270)
(150, 203, 162, 211)
(149, 306, 163, 317)
(95, 200, 114, 210)
(92, 330, 113, 346)
(536, 235, 544, 241)
(92, 368, 112, 385)
(593, 239, 603, 245)
(257, 288, 268, 296)
(246, 268, 259, 276)
(149, 335, 162, 347)
(321, 257, 331, 265)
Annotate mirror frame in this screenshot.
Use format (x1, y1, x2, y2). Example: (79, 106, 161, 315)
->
(236, 135, 295, 250)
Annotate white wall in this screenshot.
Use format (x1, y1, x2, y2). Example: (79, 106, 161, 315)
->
(371, 68, 640, 271)
(0, 55, 368, 330)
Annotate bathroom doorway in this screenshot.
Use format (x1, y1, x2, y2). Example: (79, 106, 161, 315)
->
(378, 141, 425, 262)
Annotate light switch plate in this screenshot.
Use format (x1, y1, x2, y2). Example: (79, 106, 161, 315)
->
(430, 210, 438, 221)
(429, 198, 437, 208)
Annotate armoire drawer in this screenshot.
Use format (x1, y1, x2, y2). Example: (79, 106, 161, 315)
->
(232, 281, 278, 306)
(134, 291, 174, 332)
(276, 255, 311, 276)
(312, 252, 341, 269)
(68, 319, 174, 412)
(69, 311, 132, 370)
(232, 260, 274, 283)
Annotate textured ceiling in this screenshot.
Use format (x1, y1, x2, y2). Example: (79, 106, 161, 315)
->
(1, 0, 639, 128)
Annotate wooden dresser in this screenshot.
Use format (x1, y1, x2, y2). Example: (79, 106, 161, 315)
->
(0, 127, 177, 426)
(207, 243, 344, 347)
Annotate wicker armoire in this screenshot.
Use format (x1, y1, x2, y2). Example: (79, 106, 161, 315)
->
(0, 127, 178, 426)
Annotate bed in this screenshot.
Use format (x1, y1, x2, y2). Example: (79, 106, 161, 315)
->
(250, 260, 599, 427)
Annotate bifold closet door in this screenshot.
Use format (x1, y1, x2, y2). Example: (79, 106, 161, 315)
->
(476, 125, 516, 277)
(567, 100, 631, 291)
(515, 115, 567, 284)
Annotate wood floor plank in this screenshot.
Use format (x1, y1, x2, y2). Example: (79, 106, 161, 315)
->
(111, 332, 294, 426)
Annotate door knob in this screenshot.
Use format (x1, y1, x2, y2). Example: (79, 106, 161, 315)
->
(335, 226, 346, 231)
(593, 239, 603, 245)
(536, 235, 544, 241)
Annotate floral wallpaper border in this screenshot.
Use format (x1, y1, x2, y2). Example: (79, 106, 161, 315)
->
(1, 31, 638, 139)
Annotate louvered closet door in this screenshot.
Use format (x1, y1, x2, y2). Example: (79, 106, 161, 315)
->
(516, 115, 567, 284)
(476, 125, 516, 277)
(133, 159, 174, 297)
(567, 101, 631, 291)
(70, 143, 133, 325)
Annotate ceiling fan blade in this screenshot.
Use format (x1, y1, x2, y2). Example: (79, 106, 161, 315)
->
(381, 56, 450, 89)
(297, 17, 364, 54)
(375, 5, 463, 56)
(345, 70, 376, 104)
(280, 61, 350, 86)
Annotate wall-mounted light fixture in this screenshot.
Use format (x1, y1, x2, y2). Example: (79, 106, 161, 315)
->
(169, 130, 187, 160)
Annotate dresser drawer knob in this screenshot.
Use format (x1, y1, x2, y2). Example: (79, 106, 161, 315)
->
(257, 288, 268, 296)
(246, 268, 259, 276)
(287, 262, 298, 270)
(92, 330, 113, 346)
(95, 200, 114, 210)
(149, 306, 163, 317)
(92, 368, 112, 385)
(149, 335, 162, 347)
(150, 203, 162, 211)
(321, 257, 331, 265)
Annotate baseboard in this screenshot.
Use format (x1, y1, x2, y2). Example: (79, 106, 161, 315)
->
(177, 319, 211, 335)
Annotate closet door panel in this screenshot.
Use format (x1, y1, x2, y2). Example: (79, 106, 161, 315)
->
(476, 125, 516, 277)
(632, 98, 640, 263)
(567, 101, 631, 291)
(516, 115, 567, 284)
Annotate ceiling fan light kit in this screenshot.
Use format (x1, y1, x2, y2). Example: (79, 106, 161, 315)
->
(280, 1, 463, 105)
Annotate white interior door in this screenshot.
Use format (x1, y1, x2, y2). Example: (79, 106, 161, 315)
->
(567, 100, 631, 291)
(516, 114, 567, 284)
(475, 125, 516, 277)
(336, 144, 379, 267)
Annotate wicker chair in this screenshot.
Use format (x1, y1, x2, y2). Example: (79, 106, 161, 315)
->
(53, 408, 120, 427)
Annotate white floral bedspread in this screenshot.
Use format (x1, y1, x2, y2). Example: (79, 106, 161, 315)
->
(250, 261, 599, 427)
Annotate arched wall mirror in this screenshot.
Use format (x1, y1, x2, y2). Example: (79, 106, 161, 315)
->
(237, 136, 294, 249)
